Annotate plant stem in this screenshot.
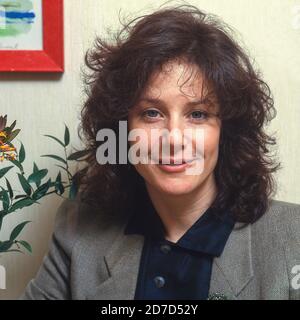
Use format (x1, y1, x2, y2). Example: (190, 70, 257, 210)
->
(44, 184, 71, 197)
(63, 147, 72, 185)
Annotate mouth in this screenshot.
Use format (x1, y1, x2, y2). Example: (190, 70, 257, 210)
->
(154, 158, 198, 173)
(156, 158, 196, 165)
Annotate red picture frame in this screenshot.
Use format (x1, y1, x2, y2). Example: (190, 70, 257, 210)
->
(0, 0, 64, 72)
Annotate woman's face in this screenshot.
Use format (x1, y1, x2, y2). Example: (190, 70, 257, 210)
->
(128, 59, 221, 196)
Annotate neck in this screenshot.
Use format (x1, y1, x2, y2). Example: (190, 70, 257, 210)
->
(145, 173, 218, 243)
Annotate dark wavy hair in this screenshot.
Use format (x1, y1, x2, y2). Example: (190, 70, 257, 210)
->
(74, 4, 281, 224)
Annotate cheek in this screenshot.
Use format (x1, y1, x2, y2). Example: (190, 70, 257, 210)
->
(128, 116, 146, 148)
(203, 127, 221, 161)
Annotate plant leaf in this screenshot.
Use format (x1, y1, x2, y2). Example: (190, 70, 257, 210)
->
(9, 159, 24, 174)
(69, 182, 77, 200)
(17, 240, 32, 253)
(9, 221, 31, 241)
(0, 188, 10, 211)
(18, 143, 25, 163)
(41, 154, 67, 165)
(67, 150, 90, 161)
(18, 173, 32, 196)
(55, 172, 64, 195)
(9, 120, 16, 132)
(31, 179, 51, 200)
(0, 211, 4, 231)
(64, 124, 70, 147)
(56, 171, 62, 183)
(5, 178, 13, 199)
(9, 198, 36, 212)
(55, 182, 65, 196)
(0, 115, 7, 131)
(0, 166, 14, 179)
(43, 135, 65, 148)
(28, 169, 48, 185)
(14, 194, 28, 200)
(33, 162, 41, 187)
(7, 129, 20, 142)
(0, 240, 14, 253)
(33, 162, 39, 173)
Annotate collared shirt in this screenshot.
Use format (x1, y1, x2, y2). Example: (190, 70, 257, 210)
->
(124, 191, 235, 300)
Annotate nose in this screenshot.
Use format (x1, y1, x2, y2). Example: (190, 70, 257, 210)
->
(163, 114, 185, 156)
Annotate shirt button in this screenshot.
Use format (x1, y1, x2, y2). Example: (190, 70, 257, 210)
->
(154, 276, 165, 288)
(160, 244, 171, 254)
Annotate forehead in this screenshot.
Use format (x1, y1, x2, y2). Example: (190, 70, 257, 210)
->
(143, 59, 207, 100)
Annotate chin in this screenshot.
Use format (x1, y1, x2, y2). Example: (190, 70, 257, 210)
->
(151, 178, 200, 196)
(135, 164, 206, 196)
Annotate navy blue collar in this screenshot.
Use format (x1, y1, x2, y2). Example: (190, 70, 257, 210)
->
(124, 191, 235, 257)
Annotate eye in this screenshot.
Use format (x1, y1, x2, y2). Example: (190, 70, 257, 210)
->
(190, 110, 208, 120)
(142, 109, 161, 119)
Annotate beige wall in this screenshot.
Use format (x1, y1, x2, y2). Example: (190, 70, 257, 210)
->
(0, 0, 299, 299)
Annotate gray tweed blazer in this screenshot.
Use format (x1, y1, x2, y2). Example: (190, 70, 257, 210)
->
(19, 198, 300, 300)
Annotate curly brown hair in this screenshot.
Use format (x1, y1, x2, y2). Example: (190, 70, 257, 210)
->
(74, 4, 281, 224)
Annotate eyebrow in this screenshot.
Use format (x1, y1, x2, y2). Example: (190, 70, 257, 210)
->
(138, 97, 210, 107)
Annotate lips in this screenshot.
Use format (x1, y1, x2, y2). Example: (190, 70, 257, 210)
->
(157, 158, 195, 165)
(157, 161, 191, 173)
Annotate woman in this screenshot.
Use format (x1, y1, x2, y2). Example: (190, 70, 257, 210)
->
(20, 5, 300, 300)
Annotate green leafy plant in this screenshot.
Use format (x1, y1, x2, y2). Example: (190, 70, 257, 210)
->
(0, 115, 89, 255)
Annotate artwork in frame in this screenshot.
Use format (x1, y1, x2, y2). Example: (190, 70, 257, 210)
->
(0, 0, 64, 72)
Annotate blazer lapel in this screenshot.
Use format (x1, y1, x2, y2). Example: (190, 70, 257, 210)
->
(86, 229, 145, 300)
(209, 223, 254, 299)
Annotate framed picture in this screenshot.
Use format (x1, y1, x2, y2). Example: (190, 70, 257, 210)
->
(0, 0, 64, 72)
